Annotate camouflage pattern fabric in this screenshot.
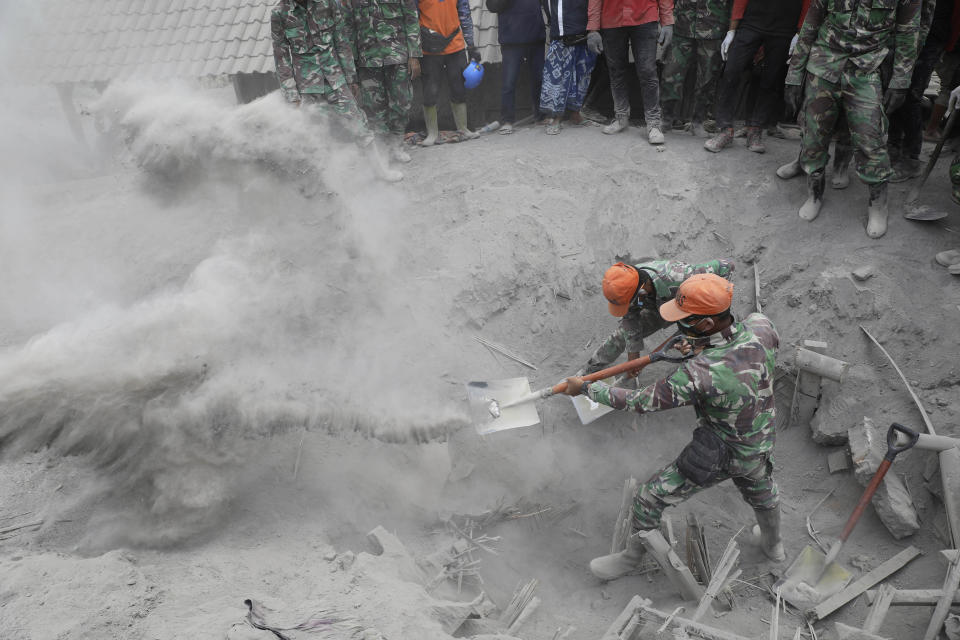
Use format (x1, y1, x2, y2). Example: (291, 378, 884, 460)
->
(952, 152, 960, 206)
(673, 0, 732, 40)
(301, 92, 374, 145)
(798, 71, 892, 184)
(348, 0, 422, 67)
(358, 64, 413, 135)
(631, 455, 778, 531)
(585, 258, 735, 371)
(661, 35, 723, 122)
(786, 0, 921, 91)
(271, 0, 359, 102)
(585, 312, 780, 460)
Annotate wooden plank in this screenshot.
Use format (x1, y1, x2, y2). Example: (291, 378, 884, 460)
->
(812, 546, 922, 620)
(865, 588, 960, 606)
(638, 529, 705, 602)
(634, 597, 752, 640)
(922, 554, 960, 640)
(859, 325, 935, 436)
(611, 477, 638, 554)
(834, 622, 889, 640)
(863, 584, 896, 633)
(939, 448, 960, 549)
(600, 595, 645, 640)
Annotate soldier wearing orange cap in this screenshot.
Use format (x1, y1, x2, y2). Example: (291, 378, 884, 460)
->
(583, 258, 734, 377)
(565, 273, 783, 580)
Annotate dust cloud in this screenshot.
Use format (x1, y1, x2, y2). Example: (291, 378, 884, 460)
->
(0, 75, 469, 547)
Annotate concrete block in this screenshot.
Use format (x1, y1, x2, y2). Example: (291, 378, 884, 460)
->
(811, 407, 850, 445)
(828, 450, 851, 473)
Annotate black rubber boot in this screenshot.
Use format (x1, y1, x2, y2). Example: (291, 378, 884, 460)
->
(799, 169, 826, 221)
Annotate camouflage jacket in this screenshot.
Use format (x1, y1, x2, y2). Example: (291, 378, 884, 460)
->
(673, 0, 732, 40)
(271, 0, 358, 102)
(786, 0, 921, 90)
(586, 313, 780, 459)
(348, 0, 422, 67)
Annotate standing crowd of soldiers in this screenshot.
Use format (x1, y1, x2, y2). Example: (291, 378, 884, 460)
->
(271, 0, 960, 244)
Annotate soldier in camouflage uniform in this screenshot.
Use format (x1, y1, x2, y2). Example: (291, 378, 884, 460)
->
(564, 273, 783, 580)
(271, 0, 403, 181)
(784, 0, 921, 239)
(660, 0, 732, 135)
(584, 258, 735, 375)
(347, 0, 422, 163)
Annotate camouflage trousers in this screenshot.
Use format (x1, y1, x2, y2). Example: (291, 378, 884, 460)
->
(301, 89, 374, 146)
(586, 307, 673, 373)
(799, 70, 892, 184)
(952, 152, 960, 206)
(661, 35, 722, 122)
(632, 451, 778, 531)
(358, 64, 413, 136)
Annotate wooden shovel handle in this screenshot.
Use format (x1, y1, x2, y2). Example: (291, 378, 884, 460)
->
(547, 334, 677, 395)
(839, 458, 892, 543)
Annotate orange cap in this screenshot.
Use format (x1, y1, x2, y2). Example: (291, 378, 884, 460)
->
(659, 273, 733, 322)
(602, 262, 640, 317)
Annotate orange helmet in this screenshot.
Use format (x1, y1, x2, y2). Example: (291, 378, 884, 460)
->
(659, 273, 733, 322)
(602, 262, 640, 317)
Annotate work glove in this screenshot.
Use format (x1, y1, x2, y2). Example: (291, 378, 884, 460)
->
(587, 31, 603, 55)
(949, 84, 960, 116)
(789, 33, 799, 55)
(658, 24, 673, 49)
(563, 376, 587, 396)
(409, 57, 421, 80)
(784, 83, 803, 115)
(883, 87, 907, 114)
(721, 30, 735, 61)
(468, 46, 482, 63)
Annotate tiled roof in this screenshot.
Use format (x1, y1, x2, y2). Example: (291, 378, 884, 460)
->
(22, 0, 506, 84)
(24, 0, 275, 83)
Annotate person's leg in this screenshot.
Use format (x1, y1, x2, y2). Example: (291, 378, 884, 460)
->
(744, 32, 790, 153)
(799, 73, 842, 220)
(706, 27, 763, 151)
(730, 454, 783, 561)
(358, 66, 390, 136)
(539, 40, 567, 129)
(565, 44, 598, 118)
(841, 68, 892, 238)
(892, 39, 944, 180)
(831, 111, 853, 189)
(383, 63, 413, 162)
(499, 44, 524, 125)
(696, 37, 723, 127)
(528, 42, 545, 120)
(629, 21, 663, 140)
(601, 27, 632, 132)
(660, 34, 694, 129)
(321, 86, 403, 181)
(420, 54, 443, 145)
(445, 50, 478, 138)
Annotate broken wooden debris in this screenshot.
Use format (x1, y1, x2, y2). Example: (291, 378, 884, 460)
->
(847, 416, 920, 539)
(796, 346, 849, 382)
(859, 325, 935, 436)
(770, 587, 781, 640)
(612, 477, 639, 554)
(938, 447, 960, 548)
(692, 530, 741, 621)
(827, 450, 851, 474)
(866, 588, 960, 606)
(862, 583, 895, 634)
(796, 340, 828, 427)
(833, 622, 890, 640)
(601, 595, 751, 640)
(639, 529, 705, 602)
(366, 525, 426, 584)
(499, 579, 538, 630)
(686, 513, 712, 586)
(811, 546, 921, 620)
(754, 263, 762, 313)
(922, 551, 960, 640)
(474, 336, 538, 370)
(805, 490, 835, 554)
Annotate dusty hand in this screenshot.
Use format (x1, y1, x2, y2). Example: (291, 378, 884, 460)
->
(674, 339, 693, 356)
(949, 85, 960, 116)
(468, 46, 482, 63)
(563, 377, 586, 396)
(721, 30, 735, 61)
(658, 24, 673, 48)
(587, 31, 603, 55)
(409, 57, 421, 80)
(624, 351, 642, 378)
(788, 33, 799, 56)
(784, 83, 803, 114)
(883, 87, 907, 114)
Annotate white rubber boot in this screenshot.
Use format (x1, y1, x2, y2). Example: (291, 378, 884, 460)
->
(752, 507, 785, 562)
(866, 182, 889, 239)
(799, 169, 825, 221)
(589, 532, 645, 580)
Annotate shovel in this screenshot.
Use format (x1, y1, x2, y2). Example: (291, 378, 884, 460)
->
(466, 334, 692, 435)
(776, 422, 919, 612)
(903, 108, 958, 221)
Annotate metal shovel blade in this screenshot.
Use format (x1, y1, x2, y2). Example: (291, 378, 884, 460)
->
(465, 378, 540, 435)
(569, 375, 617, 425)
(774, 545, 853, 612)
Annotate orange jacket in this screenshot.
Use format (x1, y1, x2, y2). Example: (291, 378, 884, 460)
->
(586, 0, 674, 31)
(418, 0, 474, 55)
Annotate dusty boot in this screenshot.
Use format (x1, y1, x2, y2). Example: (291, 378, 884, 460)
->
(751, 508, 786, 562)
(421, 105, 439, 146)
(799, 169, 826, 221)
(704, 127, 734, 153)
(924, 103, 947, 141)
(831, 144, 852, 189)
(866, 181, 889, 239)
(890, 157, 921, 182)
(602, 114, 629, 135)
(590, 532, 645, 580)
(369, 139, 403, 182)
(451, 102, 479, 139)
(746, 126, 765, 153)
(776, 158, 803, 180)
(690, 120, 707, 137)
(391, 135, 411, 163)
(648, 126, 665, 145)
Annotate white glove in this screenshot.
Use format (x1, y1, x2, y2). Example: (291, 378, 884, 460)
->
(721, 30, 735, 62)
(789, 33, 799, 55)
(949, 84, 960, 117)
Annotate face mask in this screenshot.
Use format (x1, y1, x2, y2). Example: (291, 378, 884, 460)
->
(677, 317, 708, 337)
